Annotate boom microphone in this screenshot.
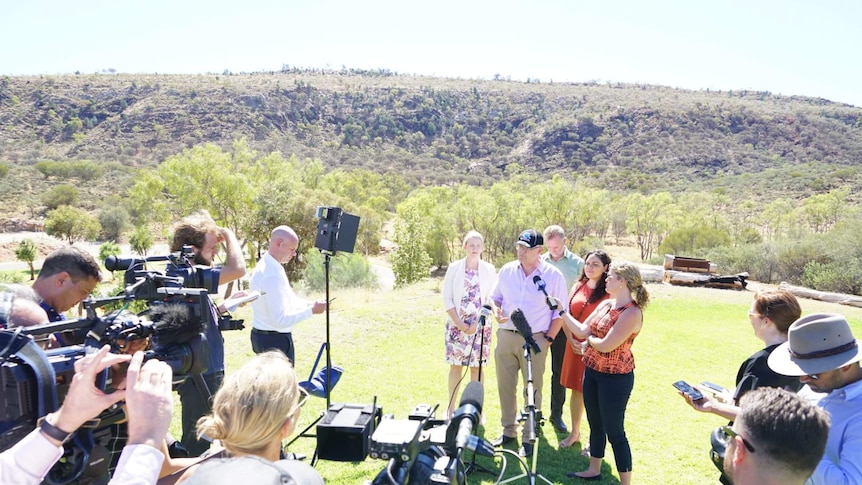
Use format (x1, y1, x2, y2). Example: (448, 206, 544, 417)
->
(510, 309, 541, 354)
(446, 381, 483, 453)
(145, 303, 204, 346)
(532, 275, 558, 311)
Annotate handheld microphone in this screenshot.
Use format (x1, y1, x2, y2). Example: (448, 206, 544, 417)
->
(478, 304, 492, 327)
(446, 381, 483, 453)
(532, 275, 558, 311)
(510, 309, 541, 354)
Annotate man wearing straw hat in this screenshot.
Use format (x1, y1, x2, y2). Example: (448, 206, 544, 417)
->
(768, 313, 862, 485)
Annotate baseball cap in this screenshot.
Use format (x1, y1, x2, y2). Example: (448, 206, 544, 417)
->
(516, 229, 543, 249)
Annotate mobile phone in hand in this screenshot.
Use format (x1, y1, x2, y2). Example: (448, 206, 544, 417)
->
(701, 381, 728, 394)
(673, 380, 704, 401)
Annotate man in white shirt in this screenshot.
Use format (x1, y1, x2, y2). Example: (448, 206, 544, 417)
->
(0, 345, 173, 485)
(249, 226, 326, 363)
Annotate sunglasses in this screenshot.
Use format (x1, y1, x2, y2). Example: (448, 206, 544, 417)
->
(720, 425, 755, 453)
(289, 387, 310, 417)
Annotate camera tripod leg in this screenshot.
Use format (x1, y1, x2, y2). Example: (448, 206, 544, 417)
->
(284, 410, 325, 466)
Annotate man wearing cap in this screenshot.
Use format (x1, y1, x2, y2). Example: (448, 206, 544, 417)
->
(767, 313, 862, 485)
(489, 229, 568, 457)
(540, 225, 584, 435)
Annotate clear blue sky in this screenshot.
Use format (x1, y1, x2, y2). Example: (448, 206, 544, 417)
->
(2, 0, 860, 107)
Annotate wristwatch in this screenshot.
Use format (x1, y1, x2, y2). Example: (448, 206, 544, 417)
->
(38, 414, 75, 444)
(542, 332, 554, 343)
(558, 309, 566, 317)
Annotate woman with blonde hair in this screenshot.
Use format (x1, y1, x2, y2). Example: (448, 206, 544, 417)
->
(167, 351, 322, 484)
(555, 260, 648, 485)
(441, 230, 497, 418)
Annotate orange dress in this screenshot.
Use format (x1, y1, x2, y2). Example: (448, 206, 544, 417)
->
(560, 282, 609, 390)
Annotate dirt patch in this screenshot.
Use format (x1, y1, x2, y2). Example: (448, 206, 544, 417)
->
(0, 232, 65, 263)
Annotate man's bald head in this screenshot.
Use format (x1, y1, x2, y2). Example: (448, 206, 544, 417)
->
(268, 226, 299, 264)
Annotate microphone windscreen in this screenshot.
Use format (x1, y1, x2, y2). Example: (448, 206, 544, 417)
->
(532, 275, 546, 289)
(511, 309, 532, 338)
(148, 303, 201, 345)
(459, 381, 484, 413)
(480, 304, 492, 317)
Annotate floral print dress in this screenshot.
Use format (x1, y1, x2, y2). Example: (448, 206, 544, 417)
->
(444, 268, 491, 366)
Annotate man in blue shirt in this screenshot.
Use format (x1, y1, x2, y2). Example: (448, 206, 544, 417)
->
(170, 210, 246, 456)
(31, 246, 101, 322)
(540, 225, 584, 434)
(768, 313, 862, 485)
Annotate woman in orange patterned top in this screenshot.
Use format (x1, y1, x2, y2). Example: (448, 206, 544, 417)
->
(555, 260, 649, 485)
(558, 251, 612, 449)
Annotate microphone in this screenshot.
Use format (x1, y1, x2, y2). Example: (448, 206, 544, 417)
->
(478, 304, 492, 327)
(446, 381, 483, 453)
(532, 275, 558, 311)
(510, 309, 541, 354)
(465, 435, 496, 457)
(145, 303, 204, 346)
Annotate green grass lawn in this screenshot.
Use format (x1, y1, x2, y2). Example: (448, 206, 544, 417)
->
(187, 279, 862, 484)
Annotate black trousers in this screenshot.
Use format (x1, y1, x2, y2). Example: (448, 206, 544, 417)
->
(583, 367, 634, 472)
(549, 331, 568, 419)
(251, 328, 295, 364)
(178, 371, 224, 457)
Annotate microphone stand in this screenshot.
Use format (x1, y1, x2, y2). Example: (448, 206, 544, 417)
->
(499, 341, 553, 485)
(464, 311, 494, 477)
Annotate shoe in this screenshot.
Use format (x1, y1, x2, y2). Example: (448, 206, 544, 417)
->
(558, 433, 580, 449)
(491, 435, 517, 447)
(566, 471, 601, 481)
(549, 415, 569, 434)
(519, 442, 534, 457)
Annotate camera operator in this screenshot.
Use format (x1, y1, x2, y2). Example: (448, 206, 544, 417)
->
(0, 345, 174, 485)
(169, 210, 246, 456)
(721, 387, 829, 485)
(31, 246, 102, 324)
(0, 285, 49, 330)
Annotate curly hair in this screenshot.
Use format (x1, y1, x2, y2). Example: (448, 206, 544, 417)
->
(170, 210, 218, 252)
(610, 260, 650, 309)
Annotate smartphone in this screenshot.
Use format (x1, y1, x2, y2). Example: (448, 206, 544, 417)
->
(673, 380, 704, 401)
(701, 381, 728, 394)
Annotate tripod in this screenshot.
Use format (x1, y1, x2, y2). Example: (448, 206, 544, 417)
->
(464, 307, 494, 476)
(499, 341, 553, 485)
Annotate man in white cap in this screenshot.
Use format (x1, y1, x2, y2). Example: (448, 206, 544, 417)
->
(768, 313, 862, 485)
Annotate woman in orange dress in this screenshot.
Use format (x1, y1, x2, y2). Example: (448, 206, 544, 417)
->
(558, 250, 611, 449)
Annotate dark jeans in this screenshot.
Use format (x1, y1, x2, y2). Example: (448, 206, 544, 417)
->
(178, 371, 224, 457)
(251, 328, 295, 363)
(549, 331, 567, 419)
(583, 367, 634, 472)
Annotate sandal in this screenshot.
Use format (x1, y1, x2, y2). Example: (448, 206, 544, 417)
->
(559, 433, 580, 449)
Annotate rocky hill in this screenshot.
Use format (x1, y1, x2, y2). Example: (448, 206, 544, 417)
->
(1, 69, 861, 210)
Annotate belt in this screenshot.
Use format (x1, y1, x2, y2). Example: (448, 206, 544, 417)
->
(252, 328, 291, 335)
(501, 328, 520, 334)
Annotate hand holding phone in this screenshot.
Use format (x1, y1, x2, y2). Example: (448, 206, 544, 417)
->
(673, 380, 704, 401)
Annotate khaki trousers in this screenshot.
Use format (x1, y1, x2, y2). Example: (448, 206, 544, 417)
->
(495, 328, 550, 439)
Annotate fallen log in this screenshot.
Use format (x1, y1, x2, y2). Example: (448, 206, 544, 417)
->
(778, 282, 862, 309)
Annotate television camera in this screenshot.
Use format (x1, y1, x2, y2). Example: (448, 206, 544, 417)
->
(351, 382, 493, 485)
(0, 247, 243, 484)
